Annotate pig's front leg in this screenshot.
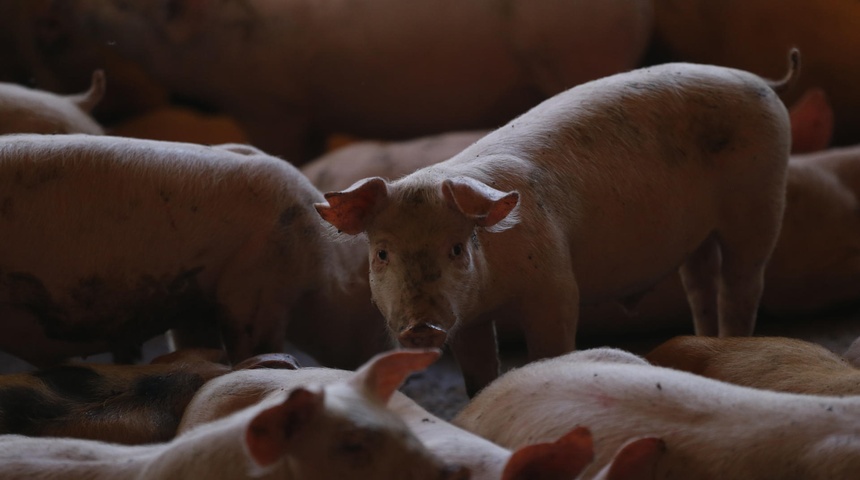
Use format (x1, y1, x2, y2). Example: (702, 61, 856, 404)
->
(451, 320, 500, 397)
(519, 279, 579, 363)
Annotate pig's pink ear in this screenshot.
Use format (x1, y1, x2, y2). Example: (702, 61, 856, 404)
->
(501, 426, 594, 480)
(245, 388, 324, 467)
(314, 177, 388, 234)
(349, 349, 441, 404)
(592, 437, 666, 480)
(442, 177, 519, 229)
(789, 87, 834, 154)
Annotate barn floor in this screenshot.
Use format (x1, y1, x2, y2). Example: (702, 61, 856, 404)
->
(2, 310, 859, 422)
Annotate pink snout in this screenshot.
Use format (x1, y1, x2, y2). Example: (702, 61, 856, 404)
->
(398, 323, 448, 349)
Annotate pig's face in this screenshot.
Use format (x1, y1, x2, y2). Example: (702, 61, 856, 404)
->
(367, 191, 480, 349)
(315, 176, 519, 350)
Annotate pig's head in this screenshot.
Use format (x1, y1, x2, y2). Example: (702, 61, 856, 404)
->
(243, 349, 470, 480)
(315, 175, 519, 349)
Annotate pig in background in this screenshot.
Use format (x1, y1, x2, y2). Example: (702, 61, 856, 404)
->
(0, 134, 389, 371)
(0, 348, 238, 445)
(60, 0, 654, 161)
(454, 348, 860, 479)
(316, 56, 795, 395)
(651, 0, 860, 147)
(0, 70, 105, 135)
(646, 335, 860, 397)
(0, 350, 468, 480)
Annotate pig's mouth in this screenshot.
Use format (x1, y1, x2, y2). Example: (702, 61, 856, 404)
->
(397, 323, 448, 349)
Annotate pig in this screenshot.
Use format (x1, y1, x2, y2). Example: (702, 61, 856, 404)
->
(579, 139, 860, 331)
(302, 131, 487, 193)
(180, 350, 613, 480)
(63, 0, 653, 161)
(0, 349, 298, 445)
(107, 105, 250, 145)
(0, 133, 388, 370)
(0, 69, 105, 135)
(645, 335, 860, 396)
(453, 348, 860, 479)
(0, 349, 469, 480)
(650, 0, 860, 147)
(315, 53, 797, 394)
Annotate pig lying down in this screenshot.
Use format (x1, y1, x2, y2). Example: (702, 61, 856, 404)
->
(0, 70, 105, 135)
(0, 348, 235, 444)
(453, 348, 860, 479)
(0, 134, 377, 368)
(0, 350, 467, 480)
(179, 348, 639, 480)
(317, 53, 797, 394)
(646, 335, 860, 396)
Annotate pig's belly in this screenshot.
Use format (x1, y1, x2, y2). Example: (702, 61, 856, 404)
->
(0, 267, 220, 365)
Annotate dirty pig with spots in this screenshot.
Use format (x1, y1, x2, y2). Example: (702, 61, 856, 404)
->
(317, 53, 798, 395)
(0, 134, 385, 369)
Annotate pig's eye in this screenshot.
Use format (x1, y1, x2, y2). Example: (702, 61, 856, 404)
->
(377, 249, 388, 262)
(450, 243, 463, 257)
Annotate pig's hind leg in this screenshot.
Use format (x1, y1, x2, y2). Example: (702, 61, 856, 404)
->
(679, 234, 721, 336)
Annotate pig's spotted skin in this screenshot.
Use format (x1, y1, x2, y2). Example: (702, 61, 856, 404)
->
(0, 366, 211, 443)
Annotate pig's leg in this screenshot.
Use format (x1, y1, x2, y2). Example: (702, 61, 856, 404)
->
(716, 246, 767, 337)
(679, 234, 721, 336)
(520, 279, 579, 360)
(451, 321, 500, 397)
(217, 285, 292, 363)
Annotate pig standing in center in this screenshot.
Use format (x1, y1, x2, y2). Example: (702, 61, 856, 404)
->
(316, 54, 797, 394)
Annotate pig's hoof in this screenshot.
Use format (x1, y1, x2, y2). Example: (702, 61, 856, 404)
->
(398, 323, 448, 349)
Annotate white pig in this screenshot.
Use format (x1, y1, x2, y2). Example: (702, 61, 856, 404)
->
(315, 54, 796, 394)
(0, 349, 469, 480)
(0, 134, 387, 369)
(180, 351, 602, 480)
(64, 0, 653, 161)
(0, 70, 104, 135)
(453, 348, 860, 479)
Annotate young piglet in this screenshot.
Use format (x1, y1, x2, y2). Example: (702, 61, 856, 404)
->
(646, 335, 860, 396)
(316, 53, 797, 394)
(0, 349, 468, 480)
(0, 70, 105, 135)
(0, 134, 387, 369)
(453, 348, 860, 479)
(180, 351, 596, 480)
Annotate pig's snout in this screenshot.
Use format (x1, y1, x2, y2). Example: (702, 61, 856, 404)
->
(398, 323, 448, 349)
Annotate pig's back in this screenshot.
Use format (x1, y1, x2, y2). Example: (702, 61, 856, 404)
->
(445, 62, 791, 300)
(0, 134, 321, 269)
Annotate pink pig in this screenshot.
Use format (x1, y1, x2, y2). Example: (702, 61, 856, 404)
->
(0, 70, 104, 135)
(316, 54, 797, 394)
